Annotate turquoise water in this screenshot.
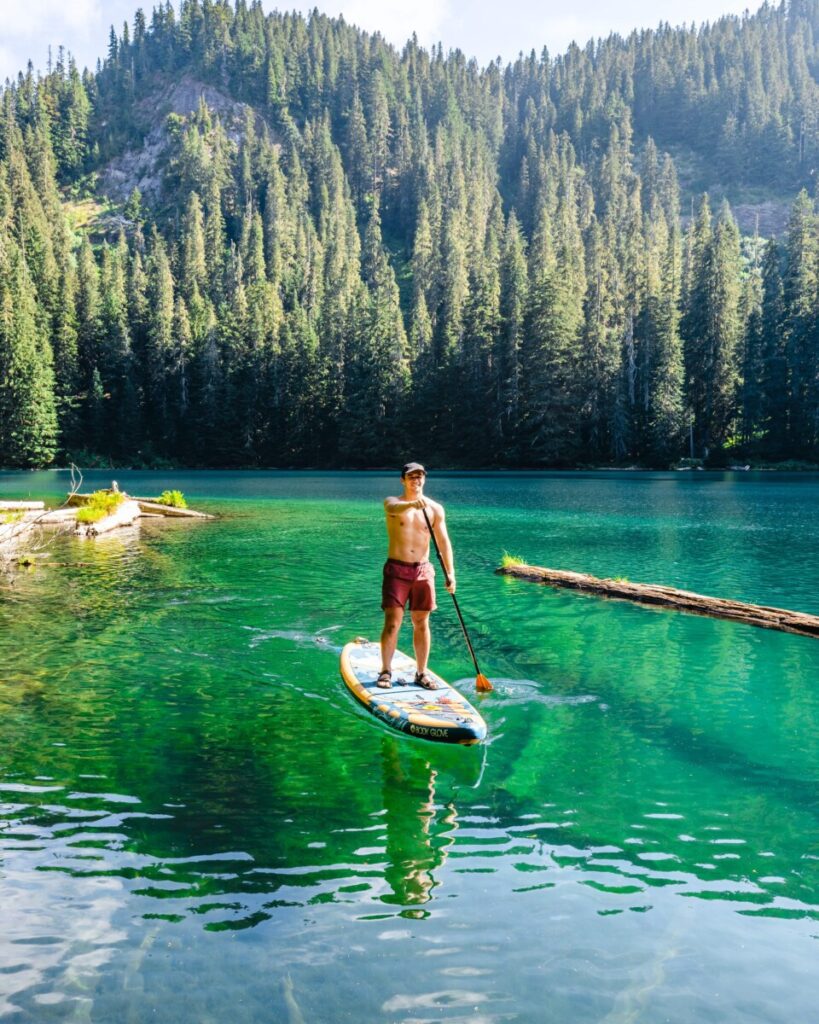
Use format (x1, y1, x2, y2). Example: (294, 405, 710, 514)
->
(1, 470, 818, 1022)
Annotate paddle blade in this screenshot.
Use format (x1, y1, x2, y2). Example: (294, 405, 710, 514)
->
(476, 673, 494, 693)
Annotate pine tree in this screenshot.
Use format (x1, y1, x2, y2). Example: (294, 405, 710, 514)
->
(782, 190, 819, 455)
(683, 196, 743, 457)
(0, 230, 58, 466)
(496, 212, 528, 458)
(144, 232, 176, 454)
(339, 205, 409, 464)
(759, 240, 788, 456)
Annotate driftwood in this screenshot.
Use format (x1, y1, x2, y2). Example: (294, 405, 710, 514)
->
(0, 501, 45, 511)
(69, 493, 213, 519)
(75, 500, 142, 538)
(2, 484, 213, 559)
(0, 511, 43, 549)
(131, 497, 213, 519)
(37, 508, 80, 526)
(496, 563, 819, 640)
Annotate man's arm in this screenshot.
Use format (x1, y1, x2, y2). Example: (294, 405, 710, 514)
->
(432, 505, 456, 593)
(384, 496, 425, 514)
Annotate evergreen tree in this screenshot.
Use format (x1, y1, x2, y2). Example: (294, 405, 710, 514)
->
(0, 230, 58, 466)
(759, 240, 788, 456)
(782, 190, 819, 455)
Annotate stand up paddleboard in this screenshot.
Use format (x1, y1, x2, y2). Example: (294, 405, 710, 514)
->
(340, 638, 487, 745)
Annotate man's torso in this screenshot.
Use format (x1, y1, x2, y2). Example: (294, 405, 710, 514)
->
(385, 499, 441, 562)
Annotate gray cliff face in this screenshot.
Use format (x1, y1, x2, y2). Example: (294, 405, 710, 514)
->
(98, 75, 276, 205)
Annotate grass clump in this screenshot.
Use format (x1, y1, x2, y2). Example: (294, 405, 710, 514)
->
(155, 490, 187, 508)
(500, 551, 526, 568)
(1, 510, 25, 525)
(76, 490, 125, 524)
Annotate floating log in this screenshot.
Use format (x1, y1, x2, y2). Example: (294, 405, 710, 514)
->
(496, 563, 819, 640)
(75, 499, 142, 538)
(69, 492, 213, 519)
(0, 501, 45, 511)
(131, 497, 213, 519)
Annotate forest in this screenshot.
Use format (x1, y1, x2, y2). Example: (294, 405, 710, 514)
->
(1, 0, 818, 468)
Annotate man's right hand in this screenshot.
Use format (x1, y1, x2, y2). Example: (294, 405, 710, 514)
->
(413, 498, 426, 509)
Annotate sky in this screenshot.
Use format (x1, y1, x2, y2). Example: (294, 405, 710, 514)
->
(1, 0, 761, 83)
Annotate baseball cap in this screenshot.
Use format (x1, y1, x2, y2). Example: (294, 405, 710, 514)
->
(401, 462, 426, 477)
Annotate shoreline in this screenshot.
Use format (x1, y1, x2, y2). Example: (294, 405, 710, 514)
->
(2, 464, 819, 476)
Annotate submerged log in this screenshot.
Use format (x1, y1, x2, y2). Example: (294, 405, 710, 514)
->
(75, 500, 142, 538)
(496, 563, 819, 640)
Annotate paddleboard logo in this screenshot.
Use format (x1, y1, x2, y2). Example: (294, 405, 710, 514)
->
(410, 724, 450, 738)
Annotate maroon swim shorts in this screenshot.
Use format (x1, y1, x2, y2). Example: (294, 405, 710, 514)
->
(381, 559, 437, 612)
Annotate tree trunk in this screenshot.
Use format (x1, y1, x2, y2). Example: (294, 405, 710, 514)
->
(496, 563, 819, 639)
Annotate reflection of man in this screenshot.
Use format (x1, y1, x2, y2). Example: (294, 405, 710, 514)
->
(378, 463, 455, 690)
(380, 739, 454, 907)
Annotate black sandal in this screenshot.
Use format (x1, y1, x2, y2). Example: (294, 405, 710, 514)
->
(415, 670, 439, 690)
(376, 670, 392, 689)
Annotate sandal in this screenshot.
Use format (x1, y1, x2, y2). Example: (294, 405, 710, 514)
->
(376, 670, 392, 689)
(415, 670, 439, 691)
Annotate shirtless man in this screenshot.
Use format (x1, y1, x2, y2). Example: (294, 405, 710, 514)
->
(378, 462, 455, 690)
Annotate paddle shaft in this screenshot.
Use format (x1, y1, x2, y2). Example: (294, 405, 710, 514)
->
(421, 505, 484, 679)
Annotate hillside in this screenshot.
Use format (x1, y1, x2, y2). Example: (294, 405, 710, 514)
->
(0, 0, 818, 469)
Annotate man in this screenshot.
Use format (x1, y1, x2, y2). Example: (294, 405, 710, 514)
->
(378, 462, 455, 690)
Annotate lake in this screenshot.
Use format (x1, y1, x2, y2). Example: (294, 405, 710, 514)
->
(1, 469, 818, 1022)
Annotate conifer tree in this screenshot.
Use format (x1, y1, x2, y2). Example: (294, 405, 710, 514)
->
(0, 230, 58, 466)
(782, 190, 819, 455)
(759, 240, 788, 456)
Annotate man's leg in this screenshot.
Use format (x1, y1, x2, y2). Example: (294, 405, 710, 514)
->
(380, 607, 404, 675)
(410, 610, 431, 674)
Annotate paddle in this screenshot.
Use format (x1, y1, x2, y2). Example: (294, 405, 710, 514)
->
(421, 505, 493, 693)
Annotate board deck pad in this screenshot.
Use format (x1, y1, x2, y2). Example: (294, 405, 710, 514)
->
(340, 639, 487, 745)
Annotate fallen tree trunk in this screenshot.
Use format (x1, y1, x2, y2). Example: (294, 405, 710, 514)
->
(0, 511, 43, 550)
(69, 493, 213, 518)
(75, 500, 142, 538)
(38, 508, 80, 526)
(131, 498, 213, 519)
(0, 501, 45, 511)
(496, 563, 819, 640)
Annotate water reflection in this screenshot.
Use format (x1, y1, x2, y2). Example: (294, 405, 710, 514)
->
(380, 738, 456, 909)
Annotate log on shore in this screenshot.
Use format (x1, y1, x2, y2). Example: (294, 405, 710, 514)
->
(75, 500, 142, 538)
(0, 511, 44, 549)
(37, 508, 80, 526)
(496, 563, 819, 640)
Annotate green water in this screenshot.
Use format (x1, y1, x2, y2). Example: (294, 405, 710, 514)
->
(1, 470, 818, 1023)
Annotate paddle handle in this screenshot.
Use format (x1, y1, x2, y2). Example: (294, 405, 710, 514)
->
(421, 505, 484, 678)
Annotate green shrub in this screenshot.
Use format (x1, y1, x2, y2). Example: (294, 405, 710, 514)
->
(500, 551, 526, 568)
(155, 490, 187, 508)
(76, 490, 125, 524)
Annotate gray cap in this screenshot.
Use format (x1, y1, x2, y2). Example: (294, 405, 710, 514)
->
(401, 462, 426, 477)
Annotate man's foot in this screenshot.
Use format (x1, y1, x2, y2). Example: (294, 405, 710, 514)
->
(376, 670, 392, 689)
(415, 670, 439, 690)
